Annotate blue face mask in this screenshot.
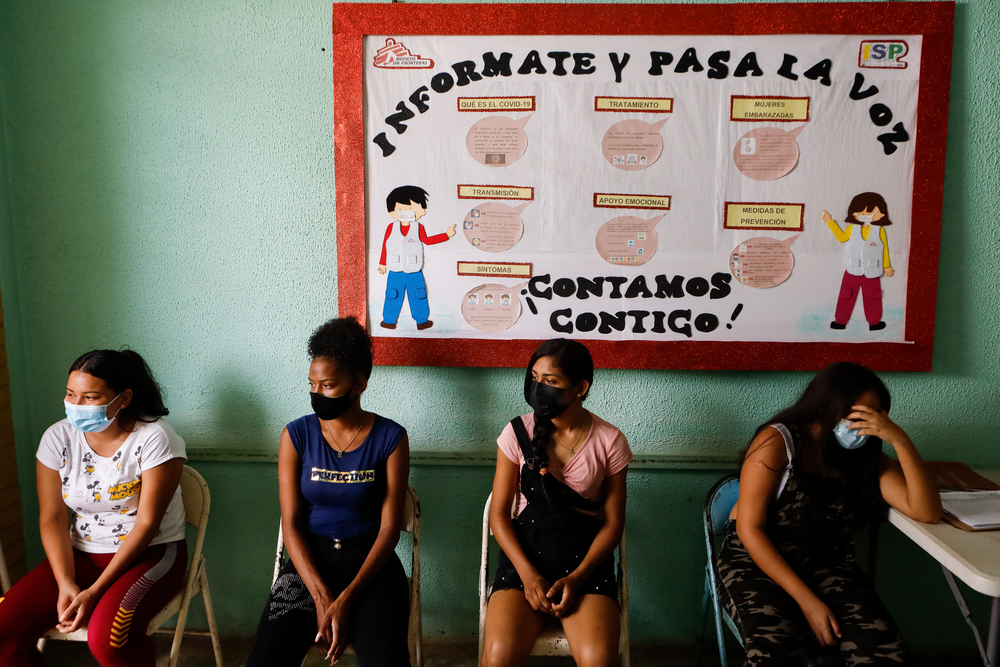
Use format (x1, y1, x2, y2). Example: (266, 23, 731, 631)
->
(64, 392, 124, 433)
(832, 419, 869, 450)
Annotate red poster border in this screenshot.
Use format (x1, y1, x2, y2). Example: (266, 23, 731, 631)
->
(333, 2, 953, 371)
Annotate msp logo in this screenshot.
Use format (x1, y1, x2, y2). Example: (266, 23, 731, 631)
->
(373, 38, 433, 69)
(859, 40, 909, 69)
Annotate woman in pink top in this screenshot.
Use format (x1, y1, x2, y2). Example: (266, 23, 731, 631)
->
(482, 339, 632, 667)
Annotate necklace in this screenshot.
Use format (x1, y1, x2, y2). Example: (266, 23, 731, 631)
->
(323, 415, 366, 458)
(553, 425, 586, 457)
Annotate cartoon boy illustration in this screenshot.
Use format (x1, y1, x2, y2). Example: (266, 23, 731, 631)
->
(822, 192, 894, 331)
(377, 186, 456, 330)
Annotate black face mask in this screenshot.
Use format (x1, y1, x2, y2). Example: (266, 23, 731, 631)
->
(525, 381, 570, 420)
(311, 391, 354, 421)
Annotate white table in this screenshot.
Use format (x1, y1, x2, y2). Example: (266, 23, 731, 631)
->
(888, 470, 1000, 666)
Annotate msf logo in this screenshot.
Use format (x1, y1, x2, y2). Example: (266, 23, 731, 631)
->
(859, 40, 909, 69)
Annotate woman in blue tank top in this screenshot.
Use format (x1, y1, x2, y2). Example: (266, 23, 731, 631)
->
(246, 317, 411, 667)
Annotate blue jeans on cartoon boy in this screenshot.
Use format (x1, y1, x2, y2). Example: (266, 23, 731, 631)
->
(383, 270, 429, 325)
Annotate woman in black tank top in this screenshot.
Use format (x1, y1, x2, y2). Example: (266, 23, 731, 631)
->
(717, 362, 941, 666)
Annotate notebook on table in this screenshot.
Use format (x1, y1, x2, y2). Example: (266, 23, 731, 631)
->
(926, 462, 1000, 531)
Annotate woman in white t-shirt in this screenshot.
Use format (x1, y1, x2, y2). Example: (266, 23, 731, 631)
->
(482, 339, 632, 667)
(0, 349, 188, 667)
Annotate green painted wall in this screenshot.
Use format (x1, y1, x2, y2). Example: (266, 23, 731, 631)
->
(0, 0, 997, 656)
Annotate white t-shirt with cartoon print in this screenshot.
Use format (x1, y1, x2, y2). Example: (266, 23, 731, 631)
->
(36, 418, 188, 554)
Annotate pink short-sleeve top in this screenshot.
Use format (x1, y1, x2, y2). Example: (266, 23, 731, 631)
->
(497, 412, 632, 515)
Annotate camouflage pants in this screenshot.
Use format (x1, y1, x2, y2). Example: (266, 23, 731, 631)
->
(717, 522, 911, 667)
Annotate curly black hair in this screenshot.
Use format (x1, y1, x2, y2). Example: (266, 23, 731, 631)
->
(307, 316, 373, 379)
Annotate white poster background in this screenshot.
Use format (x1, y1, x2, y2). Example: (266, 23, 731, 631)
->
(363, 35, 920, 342)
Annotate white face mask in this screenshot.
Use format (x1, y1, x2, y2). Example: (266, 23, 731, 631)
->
(397, 209, 416, 222)
(856, 214, 874, 224)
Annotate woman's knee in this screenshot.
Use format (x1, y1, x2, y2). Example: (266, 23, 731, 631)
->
(481, 636, 529, 667)
(571, 641, 619, 667)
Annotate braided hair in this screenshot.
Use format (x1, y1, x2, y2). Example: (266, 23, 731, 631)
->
(522, 339, 594, 508)
(69, 349, 169, 424)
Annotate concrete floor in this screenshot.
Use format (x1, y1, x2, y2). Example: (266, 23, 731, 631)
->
(39, 634, 983, 667)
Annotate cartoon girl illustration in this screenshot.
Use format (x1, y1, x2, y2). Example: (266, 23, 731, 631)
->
(822, 192, 894, 331)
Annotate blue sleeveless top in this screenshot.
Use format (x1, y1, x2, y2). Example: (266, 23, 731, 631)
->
(288, 413, 405, 540)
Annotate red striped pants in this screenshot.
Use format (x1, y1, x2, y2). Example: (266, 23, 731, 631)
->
(0, 540, 186, 667)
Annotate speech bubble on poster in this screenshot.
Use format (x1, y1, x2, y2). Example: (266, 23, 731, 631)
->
(601, 119, 669, 171)
(730, 235, 801, 288)
(461, 282, 527, 332)
(595, 215, 664, 266)
(466, 115, 533, 167)
(732, 125, 806, 181)
(462, 202, 529, 253)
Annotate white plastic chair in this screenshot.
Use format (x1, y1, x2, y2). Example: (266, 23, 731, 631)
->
(272, 484, 423, 667)
(478, 492, 630, 667)
(38, 465, 223, 667)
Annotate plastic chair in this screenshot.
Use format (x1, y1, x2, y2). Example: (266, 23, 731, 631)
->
(38, 464, 223, 667)
(478, 492, 630, 667)
(272, 484, 423, 667)
(695, 474, 741, 667)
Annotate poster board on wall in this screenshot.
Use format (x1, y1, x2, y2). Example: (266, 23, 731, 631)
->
(332, 2, 954, 370)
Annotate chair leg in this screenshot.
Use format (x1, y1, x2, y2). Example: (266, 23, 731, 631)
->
(199, 566, 224, 667)
(413, 589, 423, 667)
(694, 570, 711, 666)
(168, 568, 198, 667)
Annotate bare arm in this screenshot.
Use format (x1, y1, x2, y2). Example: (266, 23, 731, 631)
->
(325, 434, 410, 661)
(37, 462, 78, 622)
(489, 448, 553, 615)
(278, 427, 336, 637)
(847, 405, 941, 523)
(548, 467, 626, 617)
(58, 457, 184, 632)
(735, 427, 842, 647)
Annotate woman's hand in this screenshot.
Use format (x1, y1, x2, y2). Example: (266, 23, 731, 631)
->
(848, 404, 908, 447)
(313, 591, 335, 643)
(547, 574, 579, 618)
(800, 596, 841, 647)
(55, 581, 82, 630)
(323, 595, 355, 664)
(57, 586, 99, 633)
(522, 572, 554, 615)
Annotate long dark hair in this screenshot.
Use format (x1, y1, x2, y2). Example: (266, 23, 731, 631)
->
(522, 339, 594, 507)
(69, 349, 169, 424)
(738, 361, 890, 534)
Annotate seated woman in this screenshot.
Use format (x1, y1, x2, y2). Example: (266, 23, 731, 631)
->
(0, 349, 188, 667)
(718, 361, 942, 666)
(482, 339, 631, 667)
(246, 317, 411, 667)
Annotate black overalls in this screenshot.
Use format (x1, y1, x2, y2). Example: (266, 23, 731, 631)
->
(491, 417, 618, 602)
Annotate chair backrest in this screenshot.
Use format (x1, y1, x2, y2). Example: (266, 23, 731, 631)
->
(180, 466, 210, 528)
(402, 485, 419, 535)
(705, 474, 740, 539)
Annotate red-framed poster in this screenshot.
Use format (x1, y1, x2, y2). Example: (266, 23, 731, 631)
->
(332, 2, 954, 370)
